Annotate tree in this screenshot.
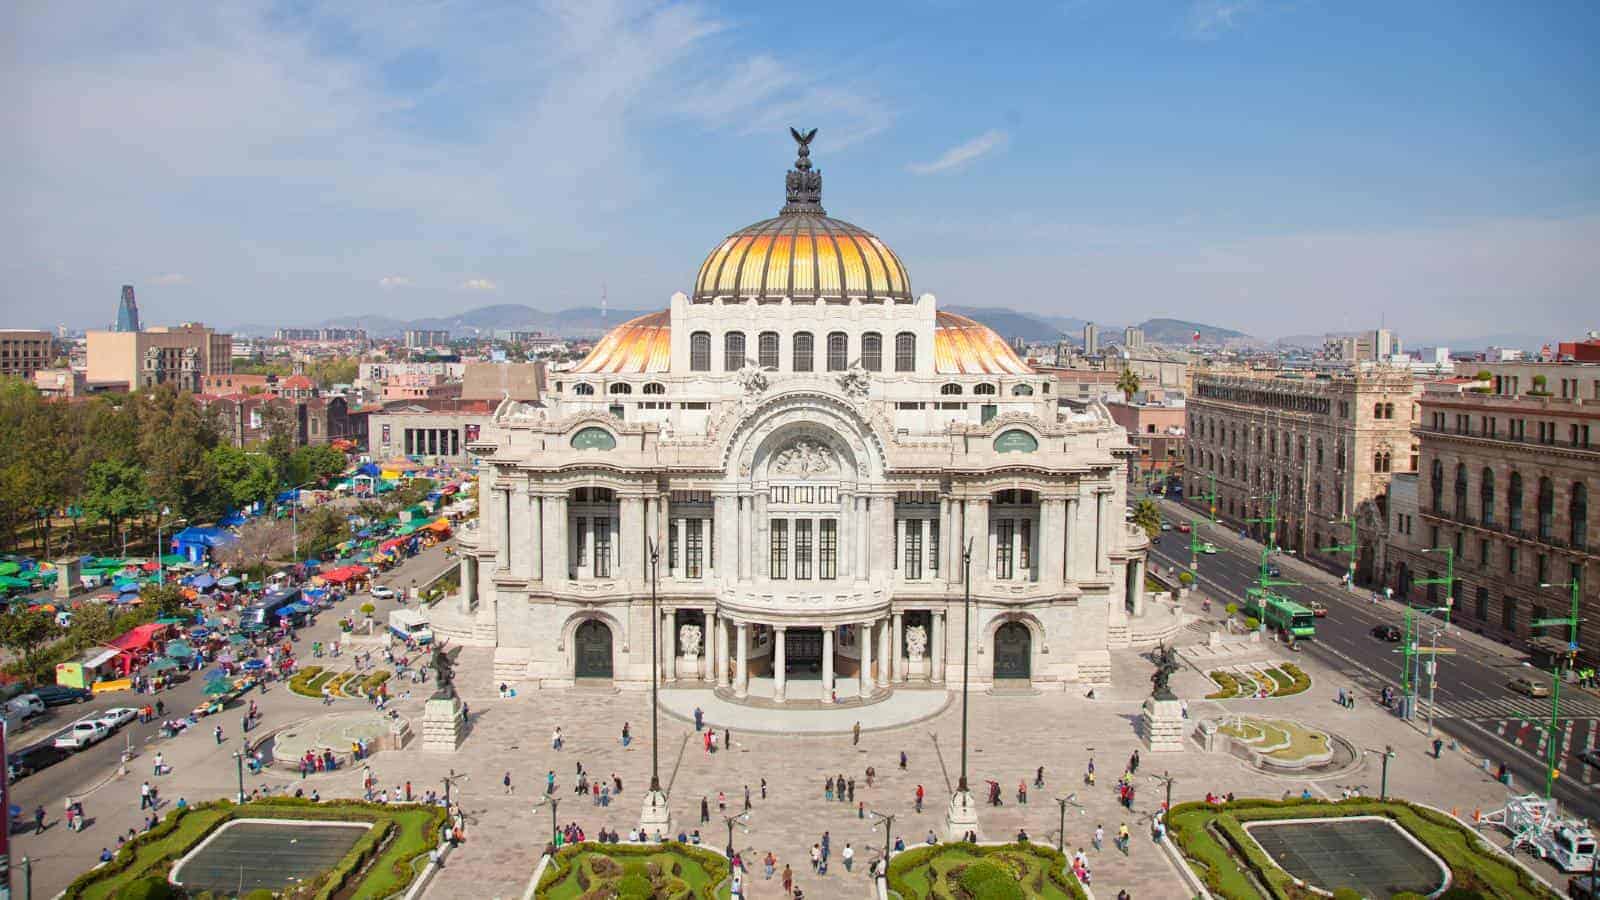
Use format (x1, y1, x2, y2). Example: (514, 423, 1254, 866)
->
(285, 445, 346, 487)
(308, 357, 358, 389)
(0, 608, 59, 674)
(218, 518, 294, 578)
(387, 478, 437, 512)
(135, 384, 219, 522)
(82, 459, 148, 551)
(1132, 499, 1162, 540)
(207, 446, 278, 511)
(139, 581, 188, 619)
(295, 506, 348, 559)
(1116, 367, 1141, 402)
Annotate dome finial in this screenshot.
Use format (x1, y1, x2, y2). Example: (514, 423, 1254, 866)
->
(783, 127, 825, 215)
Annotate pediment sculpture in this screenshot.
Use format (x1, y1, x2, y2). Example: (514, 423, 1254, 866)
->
(771, 438, 837, 477)
(678, 623, 703, 657)
(836, 364, 870, 400)
(905, 625, 928, 662)
(738, 364, 770, 398)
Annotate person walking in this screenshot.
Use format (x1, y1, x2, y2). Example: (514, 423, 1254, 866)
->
(852, 721, 861, 745)
(1035, 765, 1045, 788)
(764, 851, 776, 879)
(701, 796, 711, 824)
(1093, 824, 1103, 852)
(694, 706, 704, 731)
(1117, 822, 1131, 855)
(504, 771, 514, 795)
(783, 863, 794, 893)
(724, 726, 731, 752)
(915, 784, 924, 813)
(825, 776, 834, 801)
(214, 725, 224, 744)
(140, 781, 153, 810)
(622, 721, 631, 747)
(760, 777, 768, 800)
(34, 805, 46, 835)
(809, 843, 820, 872)
(744, 784, 752, 811)
(551, 726, 563, 750)
(847, 777, 855, 802)
(546, 770, 556, 794)
(718, 790, 727, 812)
(899, 750, 907, 770)
(842, 843, 854, 872)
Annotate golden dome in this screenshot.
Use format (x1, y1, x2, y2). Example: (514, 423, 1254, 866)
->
(572, 311, 670, 374)
(934, 312, 1033, 375)
(692, 128, 910, 304)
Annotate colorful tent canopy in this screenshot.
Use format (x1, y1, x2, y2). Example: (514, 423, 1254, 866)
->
(143, 657, 179, 672)
(163, 640, 195, 658)
(110, 623, 167, 653)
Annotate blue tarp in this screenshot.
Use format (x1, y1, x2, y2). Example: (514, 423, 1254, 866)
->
(356, 462, 381, 477)
(190, 574, 216, 590)
(172, 526, 236, 564)
(283, 602, 312, 613)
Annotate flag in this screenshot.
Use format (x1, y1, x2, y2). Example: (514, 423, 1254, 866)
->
(1191, 330, 1201, 343)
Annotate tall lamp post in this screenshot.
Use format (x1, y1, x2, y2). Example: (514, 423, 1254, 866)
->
(1416, 547, 1457, 628)
(1150, 771, 1176, 814)
(1363, 745, 1395, 800)
(534, 796, 560, 845)
(1535, 578, 1584, 799)
(721, 810, 750, 859)
(945, 538, 979, 841)
(869, 810, 896, 872)
(641, 539, 670, 837)
(156, 505, 172, 584)
(231, 749, 247, 803)
(1053, 794, 1083, 853)
(287, 481, 316, 565)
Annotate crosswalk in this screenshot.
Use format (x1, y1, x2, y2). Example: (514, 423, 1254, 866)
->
(1461, 717, 1600, 787)
(1434, 690, 1600, 721)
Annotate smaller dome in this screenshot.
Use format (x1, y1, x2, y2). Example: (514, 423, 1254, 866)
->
(573, 311, 670, 374)
(934, 312, 1032, 375)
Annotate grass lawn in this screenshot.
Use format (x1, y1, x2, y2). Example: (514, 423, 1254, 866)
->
(537, 843, 731, 899)
(887, 842, 1087, 899)
(65, 799, 446, 900)
(1167, 798, 1559, 900)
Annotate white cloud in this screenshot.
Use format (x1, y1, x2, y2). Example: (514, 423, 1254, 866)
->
(151, 273, 189, 285)
(1185, 1, 1259, 39)
(460, 278, 498, 291)
(378, 276, 412, 289)
(907, 130, 1009, 175)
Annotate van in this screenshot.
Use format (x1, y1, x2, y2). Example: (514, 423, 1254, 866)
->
(388, 609, 433, 645)
(6, 694, 47, 721)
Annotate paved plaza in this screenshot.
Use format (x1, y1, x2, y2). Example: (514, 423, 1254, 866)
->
(13, 578, 1563, 900)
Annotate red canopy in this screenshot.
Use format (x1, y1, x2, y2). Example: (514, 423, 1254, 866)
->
(109, 622, 168, 653)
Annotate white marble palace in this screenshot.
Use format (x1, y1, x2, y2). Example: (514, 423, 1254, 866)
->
(453, 132, 1155, 704)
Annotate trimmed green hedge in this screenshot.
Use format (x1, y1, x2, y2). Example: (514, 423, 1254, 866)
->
(886, 842, 1086, 900)
(64, 797, 446, 900)
(1167, 798, 1557, 900)
(535, 842, 731, 900)
(1208, 670, 1240, 699)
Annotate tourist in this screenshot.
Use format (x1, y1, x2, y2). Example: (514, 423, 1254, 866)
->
(760, 778, 768, 800)
(842, 843, 854, 871)
(899, 750, 908, 770)
(852, 721, 861, 745)
(504, 771, 514, 795)
(621, 721, 631, 747)
(546, 770, 556, 794)
(763, 851, 776, 879)
(718, 790, 727, 812)
(825, 776, 834, 801)
(694, 706, 704, 731)
(744, 785, 752, 811)
(925, 830, 937, 845)
(1093, 825, 1103, 852)
(551, 726, 563, 750)
(782, 864, 793, 894)
(914, 784, 924, 813)
(1034, 765, 1045, 788)
(701, 796, 710, 824)
(1017, 779, 1028, 804)
(1016, 828, 1029, 842)
(809, 843, 820, 872)
(153, 752, 166, 776)
(1117, 823, 1130, 855)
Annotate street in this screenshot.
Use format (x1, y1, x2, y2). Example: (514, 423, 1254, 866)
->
(1149, 495, 1600, 823)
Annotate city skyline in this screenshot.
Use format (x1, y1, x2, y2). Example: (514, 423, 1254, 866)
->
(7, 1, 1597, 340)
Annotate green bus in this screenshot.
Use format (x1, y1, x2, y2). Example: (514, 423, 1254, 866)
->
(1244, 591, 1316, 639)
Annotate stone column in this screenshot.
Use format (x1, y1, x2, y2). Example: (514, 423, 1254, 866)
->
(754, 495, 769, 579)
(459, 555, 476, 614)
(530, 494, 544, 582)
(716, 616, 731, 687)
(877, 616, 892, 688)
(621, 496, 645, 583)
(822, 627, 835, 700)
(735, 622, 750, 697)
(773, 626, 787, 703)
(715, 495, 736, 579)
(1064, 497, 1079, 582)
(859, 620, 874, 696)
(1040, 498, 1065, 587)
(542, 493, 568, 583)
(855, 496, 870, 579)
(737, 495, 751, 580)
(663, 608, 677, 681)
(1131, 558, 1147, 616)
(1096, 491, 1111, 574)
(838, 494, 853, 580)
(870, 495, 893, 576)
(892, 611, 905, 683)
(509, 481, 530, 578)
(931, 610, 946, 683)
(945, 498, 962, 586)
(704, 610, 718, 682)
(963, 496, 989, 582)
(895, 517, 907, 578)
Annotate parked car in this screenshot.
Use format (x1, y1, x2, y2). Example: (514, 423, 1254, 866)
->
(1576, 748, 1600, 772)
(1509, 675, 1552, 698)
(1176, 522, 1192, 533)
(95, 707, 139, 730)
(1370, 624, 1402, 642)
(54, 719, 111, 750)
(1160, 522, 1172, 531)
(1570, 875, 1599, 900)
(371, 585, 396, 601)
(1265, 564, 1282, 578)
(1308, 600, 1327, 618)
(1199, 542, 1219, 555)
(31, 685, 92, 707)
(7, 742, 69, 781)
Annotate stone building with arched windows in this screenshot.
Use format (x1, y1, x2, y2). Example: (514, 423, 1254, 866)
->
(449, 135, 1159, 702)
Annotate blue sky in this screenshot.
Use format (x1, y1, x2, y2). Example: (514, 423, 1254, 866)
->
(4, 0, 1596, 342)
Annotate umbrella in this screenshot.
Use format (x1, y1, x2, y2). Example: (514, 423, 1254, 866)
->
(216, 651, 235, 663)
(190, 627, 211, 638)
(0, 562, 18, 576)
(164, 640, 195, 658)
(191, 574, 216, 590)
(159, 554, 185, 567)
(241, 658, 266, 672)
(228, 634, 251, 645)
(217, 577, 241, 588)
(117, 582, 141, 594)
(203, 679, 233, 696)
(144, 657, 179, 672)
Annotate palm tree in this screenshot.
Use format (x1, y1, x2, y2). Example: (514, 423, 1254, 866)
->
(1116, 367, 1141, 402)
(1132, 499, 1162, 540)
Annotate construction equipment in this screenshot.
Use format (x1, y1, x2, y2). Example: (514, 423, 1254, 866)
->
(1481, 794, 1597, 872)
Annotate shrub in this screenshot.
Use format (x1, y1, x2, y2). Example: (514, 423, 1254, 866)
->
(1333, 889, 1363, 900)
(245, 891, 276, 900)
(959, 861, 1023, 900)
(1179, 571, 1195, 587)
(1207, 671, 1239, 699)
(1244, 616, 1260, 631)
(359, 602, 375, 616)
(121, 876, 180, 900)
(616, 874, 652, 899)
(1225, 602, 1238, 616)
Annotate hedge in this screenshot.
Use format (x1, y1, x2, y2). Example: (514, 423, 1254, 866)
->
(885, 842, 1086, 900)
(64, 797, 446, 900)
(535, 841, 731, 900)
(1208, 671, 1240, 699)
(1166, 798, 1558, 900)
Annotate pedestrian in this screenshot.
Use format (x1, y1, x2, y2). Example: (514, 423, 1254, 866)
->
(694, 706, 704, 731)
(214, 725, 224, 744)
(551, 726, 563, 750)
(915, 784, 924, 813)
(760, 777, 768, 800)
(858, 801, 865, 819)
(764, 851, 776, 879)
(1118, 822, 1131, 855)
(546, 770, 556, 794)
(718, 790, 727, 812)
(153, 752, 165, 776)
(744, 784, 752, 811)
(701, 796, 711, 824)
(899, 750, 908, 770)
(1018, 779, 1028, 804)
(1093, 824, 1103, 852)
(843, 843, 854, 872)
(1035, 765, 1045, 788)
(825, 776, 834, 801)
(34, 805, 46, 834)
(852, 721, 861, 745)
(622, 722, 631, 747)
(847, 777, 855, 802)
(1432, 738, 1444, 759)
(809, 843, 820, 872)
(504, 771, 514, 795)
(783, 863, 793, 893)
(140, 781, 153, 810)
(725, 726, 731, 751)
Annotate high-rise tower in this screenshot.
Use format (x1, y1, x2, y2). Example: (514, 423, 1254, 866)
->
(115, 285, 141, 332)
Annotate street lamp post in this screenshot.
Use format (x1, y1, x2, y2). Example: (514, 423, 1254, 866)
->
(232, 750, 247, 802)
(288, 481, 316, 565)
(441, 769, 464, 806)
(1365, 746, 1395, 800)
(157, 505, 171, 584)
(869, 810, 895, 869)
(1535, 578, 1584, 799)
(641, 537, 670, 837)
(1150, 771, 1176, 813)
(959, 539, 973, 795)
(1416, 547, 1457, 628)
(721, 811, 749, 859)
(1053, 795, 1083, 853)
(535, 796, 560, 844)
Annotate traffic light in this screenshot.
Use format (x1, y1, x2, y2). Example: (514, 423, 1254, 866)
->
(1552, 768, 1561, 782)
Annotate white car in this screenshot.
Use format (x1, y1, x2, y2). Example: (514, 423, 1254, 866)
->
(371, 585, 396, 601)
(96, 707, 139, 730)
(54, 719, 110, 750)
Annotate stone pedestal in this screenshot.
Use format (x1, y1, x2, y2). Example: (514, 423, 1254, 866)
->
(945, 790, 980, 842)
(679, 654, 699, 680)
(421, 695, 466, 752)
(639, 789, 671, 840)
(1139, 697, 1186, 752)
(53, 558, 81, 600)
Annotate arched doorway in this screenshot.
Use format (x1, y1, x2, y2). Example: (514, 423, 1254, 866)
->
(994, 622, 1031, 680)
(574, 620, 613, 679)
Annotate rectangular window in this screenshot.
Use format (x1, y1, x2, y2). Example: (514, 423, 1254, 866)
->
(1019, 518, 1033, 574)
(1536, 553, 1548, 585)
(1479, 538, 1489, 569)
(1507, 546, 1518, 575)
(929, 519, 940, 576)
(1502, 595, 1516, 633)
(685, 519, 704, 579)
(759, 332, 779, 369)
(827, 333, 848, 372)
(770, 519, 788, 580)
(819, 519, 838, 580)
(576, 517, 588, 571)
(593, 517, 612, 578)
(793, 333, 814, 372)
(904, 520, 923, 580)
(1475, 586, 1488, 621)
(995, 518, 1015, 580)
(795, 520, 813, 580)
(668, 521, 678, 573)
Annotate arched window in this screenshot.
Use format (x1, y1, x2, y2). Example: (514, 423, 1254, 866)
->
(1573, 482, 1589, 549)
(1373, 402, 1383, 419)
(1454, 463, 1468, 517)
(1384, 402, 1395, 419)
(1430, 459, 1443, 510)
(792, 332, 814, 372)
(574, 383, 595, 396)
(724, 331, 746, 371)
(689, 331, 711, 371)
(758, 332, 780, 369)
(826, 332, 848, 371)
(1314, 482, 1323, 509)
(643, 383, 665, 395)
(1316, 438, 1324, 466)
(609, 382, 632, 395)
(1509, 471, 1524, 531)
(973, 383, 997, 396)
(1537, 476, 1554, 540)
(940, 383, 963, 396)
(1480, 468, 1495, 525)
(860, 332, 883, 371)
(1011, 383, 1034, 396)
(894, 332, 916, 372)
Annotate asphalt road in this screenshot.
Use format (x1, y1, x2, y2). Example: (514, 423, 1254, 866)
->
(1145, 496, 1600, 824)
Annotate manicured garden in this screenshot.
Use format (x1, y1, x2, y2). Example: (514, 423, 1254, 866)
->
(1166, 798, 1559, 900)
(886, 842, 1087, 900)
(1207, 663, 1310, 699)
(64, 797, 446, 900)
(289, 665, 392, 700)
(535, 842, 731, 899)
